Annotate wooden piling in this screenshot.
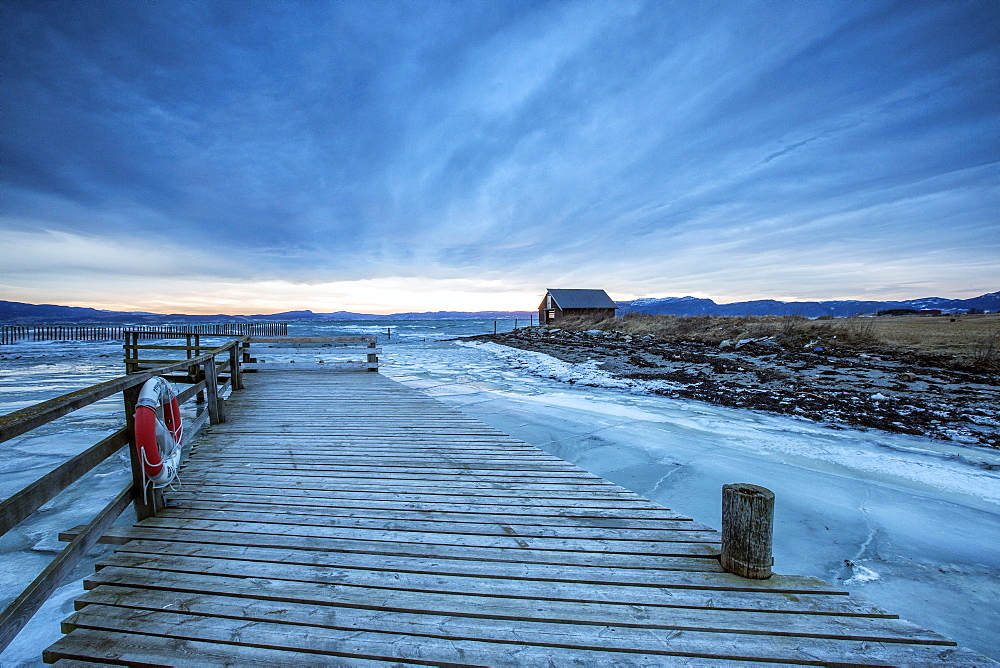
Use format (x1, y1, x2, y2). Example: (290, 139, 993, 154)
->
(720, 483, 774, 579)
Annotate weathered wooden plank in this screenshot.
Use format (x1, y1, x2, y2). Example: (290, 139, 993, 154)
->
(151, 507, 721, 542)
(170, 478, 643, 500)
(45, 623, 768, 667)
(121, 517, 720, 554)
(63, 525, 724, 571)
(249, 337, 373, 344)
(43, 628, 404, 666)
(91, 552, 844, 595)
(163, 484, 673, 508)
(248, 345, 382, 353)
(179, 465, 609, 481)
(183, 468, 598, 482)
(72, 584, 945, 645)
(161, 499, 709, 529)
(174, 473, 636, 494)
(243, 363, 379, 371)
(178, 464, 613, 479)
(162, 492, 694, 520)
(98, 543, 889, 615)
(186, 455, 571, 465)
(61, 603, 985, 666)
(191, 439, 533, 447)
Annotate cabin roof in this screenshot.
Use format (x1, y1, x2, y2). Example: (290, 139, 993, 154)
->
(545, 289, 618, 310)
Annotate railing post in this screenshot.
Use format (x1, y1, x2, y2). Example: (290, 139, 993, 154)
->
(721, 483, 774, 579)
(203, 357, 224, 424)
(229, 341, 243, 390)
(123, 332, 135, 374)
(123, 384, 161, 519)
(367, 339, 378, 372)
(194, 334, 206, 404)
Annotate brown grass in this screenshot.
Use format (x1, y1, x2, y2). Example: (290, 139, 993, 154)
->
(550, 313, 1000, 367)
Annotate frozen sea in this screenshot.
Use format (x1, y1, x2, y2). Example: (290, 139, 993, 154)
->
(1, 320, 998, 663)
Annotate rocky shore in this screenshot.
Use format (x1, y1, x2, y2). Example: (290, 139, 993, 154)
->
(472, 327, 1000, 449)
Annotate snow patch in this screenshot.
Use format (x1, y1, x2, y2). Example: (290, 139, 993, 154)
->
(844, 563, 881, 586)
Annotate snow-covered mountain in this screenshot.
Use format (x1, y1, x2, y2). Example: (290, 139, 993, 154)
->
(617, 292, 1000, 317)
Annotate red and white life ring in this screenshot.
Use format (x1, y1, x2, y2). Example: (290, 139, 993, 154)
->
(133, 377, 183, 487)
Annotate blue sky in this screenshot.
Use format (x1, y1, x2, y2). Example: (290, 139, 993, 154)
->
(1, 0, 997, 314)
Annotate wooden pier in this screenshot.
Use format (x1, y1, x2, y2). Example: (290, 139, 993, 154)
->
(39, 371, 989, 664)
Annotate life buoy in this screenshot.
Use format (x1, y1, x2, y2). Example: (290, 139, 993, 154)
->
(133, 377, 183, 487)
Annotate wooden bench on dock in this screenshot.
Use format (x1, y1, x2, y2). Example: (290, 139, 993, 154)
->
(1, 337, 993, 665)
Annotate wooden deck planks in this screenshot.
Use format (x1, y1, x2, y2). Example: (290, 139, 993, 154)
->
(45, 371, 992, 665)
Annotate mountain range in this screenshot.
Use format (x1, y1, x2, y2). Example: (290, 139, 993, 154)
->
(1, 292, 997, 324)
(616, 292, 1000, 317)
(0, 301, 535, 323)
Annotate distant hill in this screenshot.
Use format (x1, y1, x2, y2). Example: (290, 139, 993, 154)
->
(0, 301, 534, 324)
(2, 292, 996, 324)
(615, 292, 1000, 317)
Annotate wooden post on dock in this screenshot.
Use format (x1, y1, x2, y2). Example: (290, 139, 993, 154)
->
(367, 340, 378, 372)
(193, 334, 206, 404)
(202, 359, 224, 424)
(229, 344, 243, 390)
(721, 483, 774, 579)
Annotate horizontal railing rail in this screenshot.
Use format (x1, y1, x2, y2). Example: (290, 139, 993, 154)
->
(244, 336, 379, 372)
(0, 337, 246, 651)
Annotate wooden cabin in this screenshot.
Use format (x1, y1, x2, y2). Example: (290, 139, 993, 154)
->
(538, 289, 618, 325)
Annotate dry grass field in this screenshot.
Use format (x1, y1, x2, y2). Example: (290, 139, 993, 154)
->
(558, 312, 1000, 368)
(813, 312, 1000, 357)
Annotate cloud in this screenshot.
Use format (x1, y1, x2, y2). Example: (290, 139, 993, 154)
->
(1, 0, 997, 311)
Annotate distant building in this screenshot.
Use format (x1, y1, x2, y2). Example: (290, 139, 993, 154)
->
(876, 309, 920, 316)
(538, 289, 618, 325)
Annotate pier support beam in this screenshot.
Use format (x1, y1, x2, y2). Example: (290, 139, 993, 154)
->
(721, 483, 774, 579)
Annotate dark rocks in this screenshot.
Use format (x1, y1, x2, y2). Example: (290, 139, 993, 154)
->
(478, 328, 1000, 448)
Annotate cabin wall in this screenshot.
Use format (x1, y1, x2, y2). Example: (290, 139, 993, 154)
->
(538, 305, 562, 325)
(560, 308, 615, 323)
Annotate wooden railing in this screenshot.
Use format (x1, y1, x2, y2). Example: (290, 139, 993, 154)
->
(244, 336, 380, 372)
(0, 338, 245, 651)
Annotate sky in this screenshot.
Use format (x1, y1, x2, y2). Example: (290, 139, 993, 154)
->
(1, 0, 997, 315)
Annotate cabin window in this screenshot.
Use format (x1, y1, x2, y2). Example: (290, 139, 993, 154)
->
(546, 295, 552, 309)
